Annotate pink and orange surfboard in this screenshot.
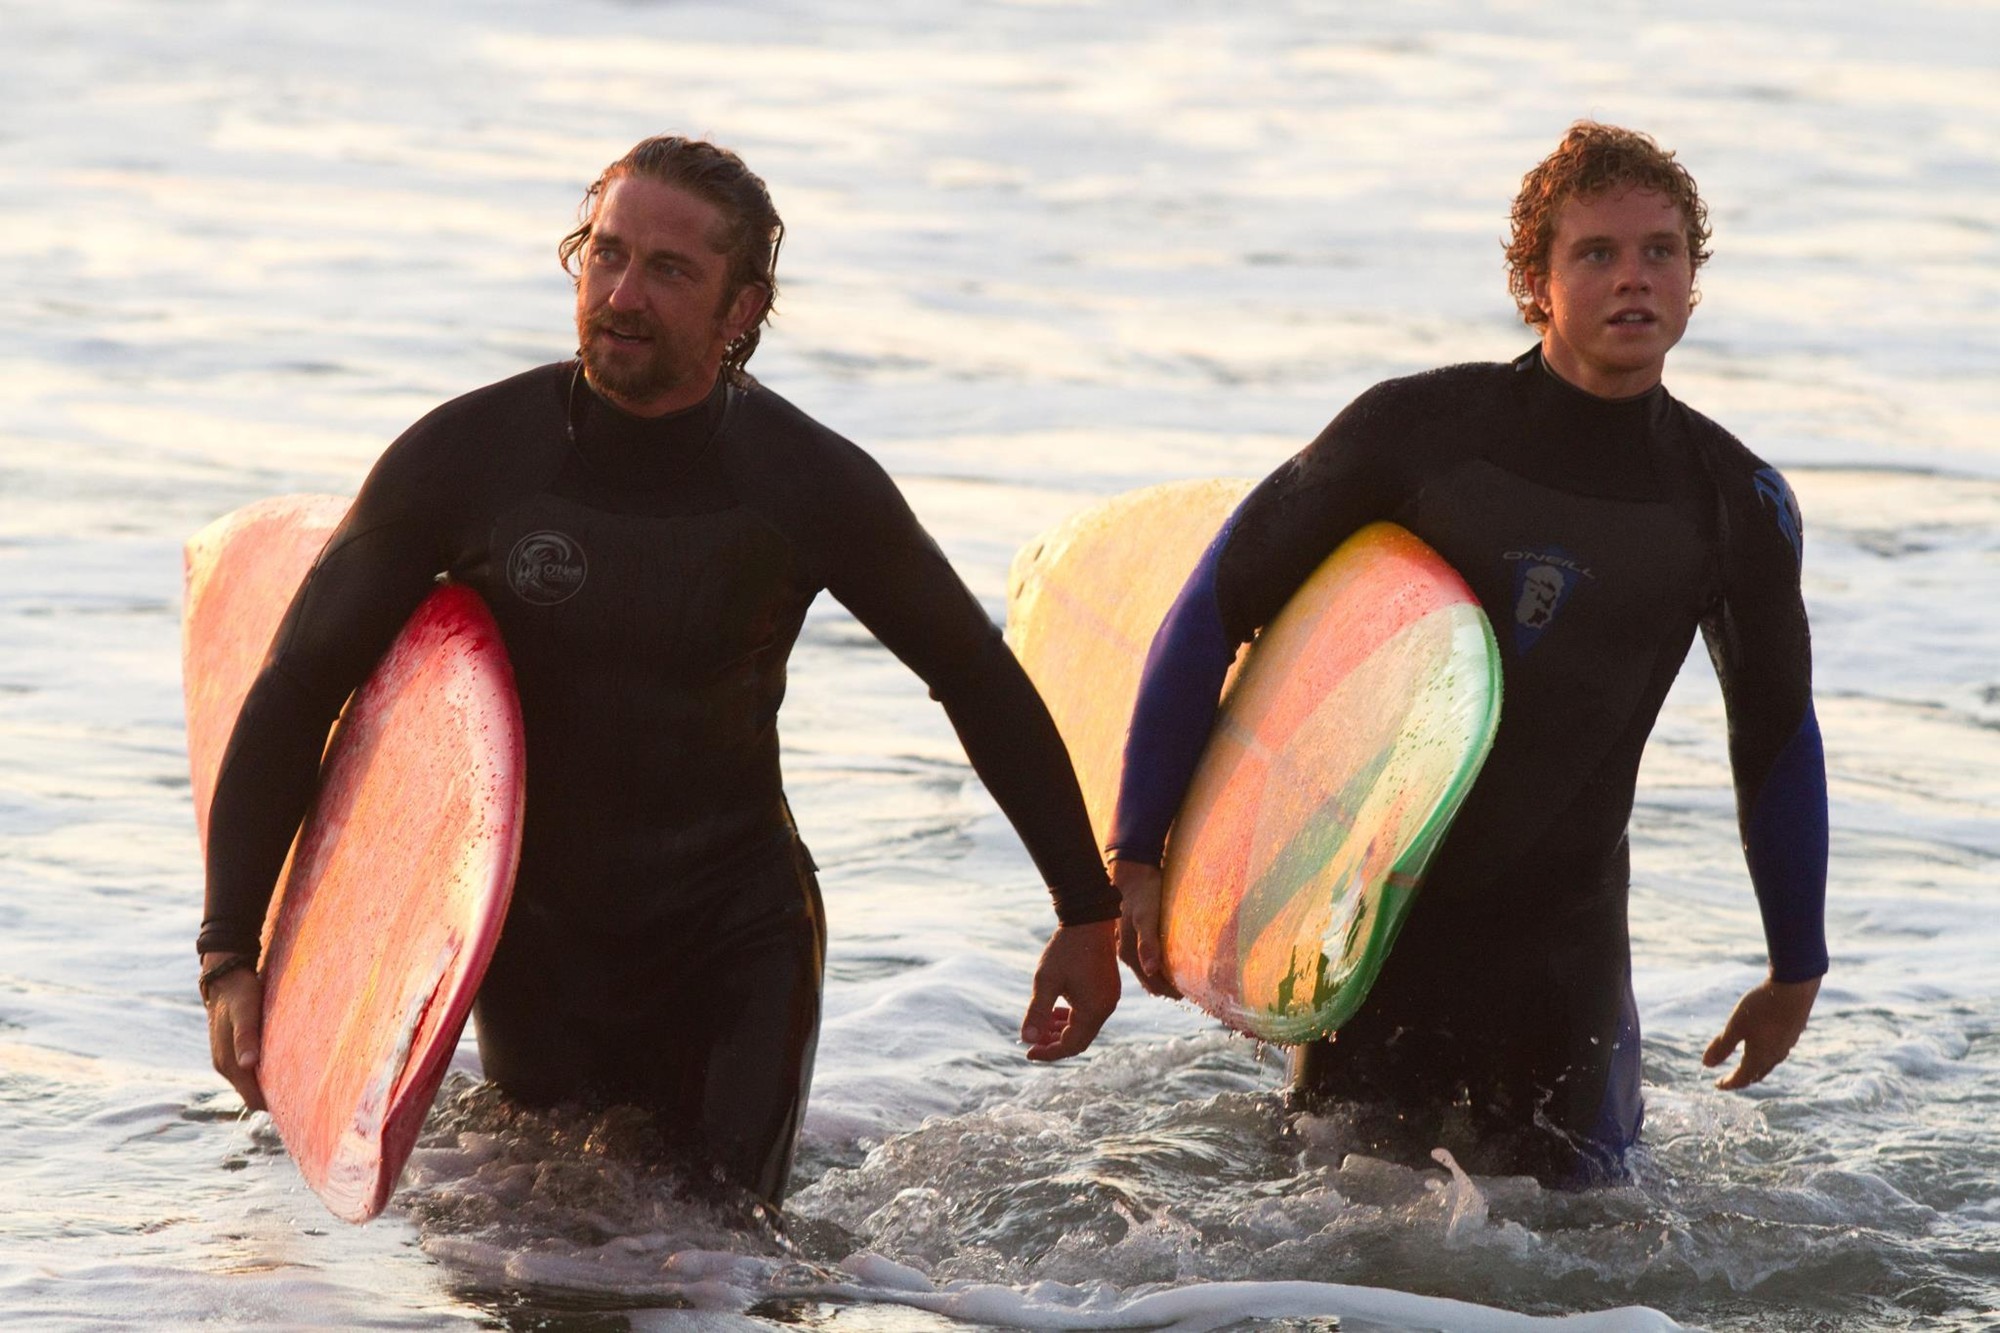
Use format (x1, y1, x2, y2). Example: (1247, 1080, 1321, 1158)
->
(1007, 480, 1500, 1043)
(183, 496, 525, 1222)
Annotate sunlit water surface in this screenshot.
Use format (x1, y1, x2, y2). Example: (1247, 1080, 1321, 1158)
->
(2, 1, 1997, 1329)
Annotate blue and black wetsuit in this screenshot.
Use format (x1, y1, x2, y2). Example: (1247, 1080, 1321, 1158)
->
(199, 361, 1119, 1204)
(1112, 348, 1827, 1184)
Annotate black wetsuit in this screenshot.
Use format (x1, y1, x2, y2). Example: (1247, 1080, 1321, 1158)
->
(1111, 349, 1828, 1184)
(199, 361, 1118, 1204)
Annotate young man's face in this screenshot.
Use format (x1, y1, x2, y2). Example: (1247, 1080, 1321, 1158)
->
(1528, 187, 1695, 399)
(573, 175, 765, 416)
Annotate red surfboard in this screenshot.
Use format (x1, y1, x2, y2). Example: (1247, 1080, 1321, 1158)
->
(183, 496, 525, 1223)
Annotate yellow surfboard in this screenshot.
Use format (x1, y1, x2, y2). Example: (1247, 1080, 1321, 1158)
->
(1007, 480, 1500, 1042)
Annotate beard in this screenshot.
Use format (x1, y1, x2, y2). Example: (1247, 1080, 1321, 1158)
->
(575, 306, 711, 408)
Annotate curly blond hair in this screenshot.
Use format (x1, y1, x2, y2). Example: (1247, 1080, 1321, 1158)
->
(1505, 122, 1712, 328)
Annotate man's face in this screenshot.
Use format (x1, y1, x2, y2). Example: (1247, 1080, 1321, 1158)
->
(573, 175, 765, 416)
(1528, 187, 1695, 400)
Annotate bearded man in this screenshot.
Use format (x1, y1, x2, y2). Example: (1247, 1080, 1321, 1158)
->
(197, 136, 1121, 1206)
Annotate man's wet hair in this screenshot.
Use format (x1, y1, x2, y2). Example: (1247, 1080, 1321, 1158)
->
(560, 135, 785, 378)
(1504, 122, 1712, 329)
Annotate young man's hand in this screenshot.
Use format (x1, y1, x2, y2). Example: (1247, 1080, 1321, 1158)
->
(1704, 975, 1821, 1089)
(1111, 859, 1181, 998)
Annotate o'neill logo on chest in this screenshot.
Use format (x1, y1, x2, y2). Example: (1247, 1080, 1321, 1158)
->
(507, 530, 588, 605)
(1502, 545, 1595, 654)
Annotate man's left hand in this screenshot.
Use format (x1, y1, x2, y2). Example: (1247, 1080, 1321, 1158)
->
(1703, 975, 1822, 1090)
(1020, 919, 1120, 1061)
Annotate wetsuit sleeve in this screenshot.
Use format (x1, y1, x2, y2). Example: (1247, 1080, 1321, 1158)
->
(1700, 465, 1829, 983)
(1108, 394, 1407, 866)
(196, 436, 454, 959)
(1103, 503, 1247, 866)
(820, 454, 1119, 926)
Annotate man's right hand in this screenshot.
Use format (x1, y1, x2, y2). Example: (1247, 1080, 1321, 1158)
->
(1111, 859, 1181, 999)
(202, 952, 267, 1112)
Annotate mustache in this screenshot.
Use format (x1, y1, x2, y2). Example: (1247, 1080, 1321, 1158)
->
(581, 307, 663, 341)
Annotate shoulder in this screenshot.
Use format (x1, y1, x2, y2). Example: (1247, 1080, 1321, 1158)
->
(1665, 391, 1806, 565)
(729, 378, 866, 453)
(394, 362, 570, 450)
(1353, 359, 1512, 412)
(1293, 361, 1510, 481)
(1664, 391, 1762, 473)
(1664, 392, 1789, 512)
(716, 380, 933, 584)
(353, 363, 569, 521)
(1326, 360, 1518, 445)
(724, 378, 905, 499)
(728, 377, 851, 446)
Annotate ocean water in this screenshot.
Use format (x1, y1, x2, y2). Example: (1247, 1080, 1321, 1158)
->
(3, 0, 1998, 1328)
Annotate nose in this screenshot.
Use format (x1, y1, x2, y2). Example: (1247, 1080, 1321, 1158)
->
(605, 260, 645, 311)
(1614, 253, 1651, 293)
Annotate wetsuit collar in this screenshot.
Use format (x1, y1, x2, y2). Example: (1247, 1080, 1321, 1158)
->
(572, 362, 730, 440)
(1514, 344, 1668, 410)
(1508, 345, 1669, 498)
(566, 362, 731, 487)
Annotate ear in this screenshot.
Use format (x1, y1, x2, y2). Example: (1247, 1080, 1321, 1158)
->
(721, 283, 769, 344)
(1526, 268, 1552, 321)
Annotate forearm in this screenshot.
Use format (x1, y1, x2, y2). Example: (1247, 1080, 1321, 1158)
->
(1741, 702, 1829, 982)
(197, 667, 339, 957)
(1706, 461, 1826, 984)
(825, 492, 1117, 922)
(1106, 512, 1243, 865)
(938, 636, 1119, 925)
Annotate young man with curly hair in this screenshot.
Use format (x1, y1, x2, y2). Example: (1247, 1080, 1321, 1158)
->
(1109, 123, 1827, 1184)
(196, 136, 1123, 1207)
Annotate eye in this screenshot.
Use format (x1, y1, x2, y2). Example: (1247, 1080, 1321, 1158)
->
(1581, 245, 1612, 263)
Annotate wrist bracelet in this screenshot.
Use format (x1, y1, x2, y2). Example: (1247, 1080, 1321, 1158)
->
(198, 953, 258, 1005)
